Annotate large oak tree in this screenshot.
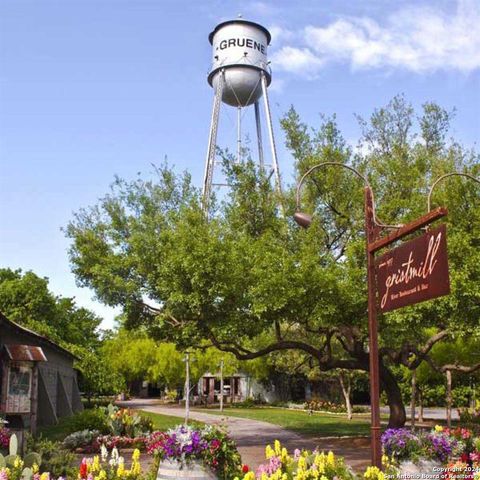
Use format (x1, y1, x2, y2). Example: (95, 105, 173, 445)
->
(66, 97, 480, 427)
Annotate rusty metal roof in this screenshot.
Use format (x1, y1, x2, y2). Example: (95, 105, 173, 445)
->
(0, 311, 77, 359)
(4, 345, 47, 362)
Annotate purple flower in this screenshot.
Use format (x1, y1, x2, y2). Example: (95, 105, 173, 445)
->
(381, 428, 421, 460)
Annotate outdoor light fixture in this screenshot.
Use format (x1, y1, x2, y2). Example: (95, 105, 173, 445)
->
(428, 172, 480, 211)
(292, 211, 313, 228)
(293, 161, 451, 469)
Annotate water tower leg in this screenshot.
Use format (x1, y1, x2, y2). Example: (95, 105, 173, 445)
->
(202, 71, 225, 211)
(254, 101, 264, 172)
(236, 106, 242, 164)
(260, 72, 283, 199)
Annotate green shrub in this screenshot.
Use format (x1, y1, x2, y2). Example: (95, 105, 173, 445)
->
(235, 396, 266, 408)
(30, 437, 77, 478)
(64, 408, 109, 434)
(81, 396, 116, 409)
(63, 430, 101, 450)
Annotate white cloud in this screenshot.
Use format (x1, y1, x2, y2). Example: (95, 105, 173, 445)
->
(268, 25, 295, 45)
(271, 46, 325, 79)
(271, 0, 480, 76)
(269, 77, 286, 94)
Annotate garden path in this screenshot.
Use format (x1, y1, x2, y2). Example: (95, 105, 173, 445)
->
(121, 399, 371, 472)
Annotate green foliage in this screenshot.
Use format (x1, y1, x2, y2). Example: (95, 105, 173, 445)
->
(65, 98, 480, 427)
(103, 328, 240, 390)
(106, 404, 153, 437)
(61, 409, 109, 435)
(0, 268, 101, 349)
(0, 434, 42, 480)
(28, 437, 76, 478)
(62, 430, 100, 450)
(72, 347, 126, 400)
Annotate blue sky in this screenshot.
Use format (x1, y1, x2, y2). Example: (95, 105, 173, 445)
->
(1, 0, 479, 329)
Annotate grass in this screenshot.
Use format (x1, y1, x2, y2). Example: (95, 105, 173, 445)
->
(37, 420, 77, 442)
(139, 410, 204, 431)
(193, 407, 371, 437)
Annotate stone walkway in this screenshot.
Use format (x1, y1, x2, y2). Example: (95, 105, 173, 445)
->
(121, 399, 372, 472)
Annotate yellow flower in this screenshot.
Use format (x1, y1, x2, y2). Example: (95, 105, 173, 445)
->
(131, 460, 141, 476)
(40, 473, 50, 480)
(364, 466, 385, 480)
(32, 464, 39, 474)
(91, 455, 100, 473)
(266, 445, 275, 459)
(320, 476, 329, 480)
(274, 440, 282, 456)
(13, 457, 23, 469)
(95, 470, 107, 480)
(435, 425, 444, 433)
(132, 449, 141, 462)
(117, 459, 125, 477)
(244, 472, 256, 480)
(261, 473, 268, 480)
(327, 451, 335, 466)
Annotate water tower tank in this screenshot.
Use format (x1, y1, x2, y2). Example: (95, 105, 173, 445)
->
(208, 19, 271, 107)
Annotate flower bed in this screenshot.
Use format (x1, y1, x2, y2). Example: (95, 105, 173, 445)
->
(380, 425, 480, 478)
(61, 405, 154, 453)
(1, 433, 148, 480)
(304, 399, 367, 415)
(235, 440, 360, 480)
(146, 424, 242, 480)
(78, 446, 142, 480)
(0, 427, 10, 450)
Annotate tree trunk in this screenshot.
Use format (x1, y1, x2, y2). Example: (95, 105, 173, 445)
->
(339, 373, 352, 420)
(418, 389, 424, 423)
(380, 363, 406, 427)
(446, 369, 452, 428)
(411, 370, 416, 430)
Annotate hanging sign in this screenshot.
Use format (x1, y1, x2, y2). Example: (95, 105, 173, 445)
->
(375, 224, 450, 312)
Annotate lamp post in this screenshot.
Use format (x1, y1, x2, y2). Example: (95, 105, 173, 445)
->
(428, 172, 480, 212)
(184, 352, 193, 425)
(294, 162, 386, 467)
(293, 162, 447, 468)
(219, 359, 224, 412)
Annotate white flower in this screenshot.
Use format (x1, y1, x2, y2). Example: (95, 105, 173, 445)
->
(100, 444, 108, 463)
(109, 447, 119, 467)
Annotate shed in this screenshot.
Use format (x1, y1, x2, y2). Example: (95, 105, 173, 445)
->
(0, 311, 83, 433)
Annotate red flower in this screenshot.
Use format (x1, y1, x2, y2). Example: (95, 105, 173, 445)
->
(210, 439, 221, 450)
(461, 453, 469, 463)
(242, 465, 250, 473)
(79, 459, 88, 478)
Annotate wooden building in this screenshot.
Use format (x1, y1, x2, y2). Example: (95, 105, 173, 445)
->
(0, 311, 83, 433)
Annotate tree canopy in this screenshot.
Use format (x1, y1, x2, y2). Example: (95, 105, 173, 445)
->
(0, 267, 102, 349)
(66, 96, 480, 427)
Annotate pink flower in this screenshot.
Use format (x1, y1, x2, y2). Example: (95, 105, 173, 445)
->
(470, 452, 480, 462)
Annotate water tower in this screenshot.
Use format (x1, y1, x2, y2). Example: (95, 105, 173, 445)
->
(202, 18, 282, 209)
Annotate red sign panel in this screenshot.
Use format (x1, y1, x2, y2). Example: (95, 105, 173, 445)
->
(375, 224, 450, 312)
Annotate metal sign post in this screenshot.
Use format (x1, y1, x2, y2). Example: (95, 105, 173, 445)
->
(294, 164, 450, 469)
(364, 187, 447, 467)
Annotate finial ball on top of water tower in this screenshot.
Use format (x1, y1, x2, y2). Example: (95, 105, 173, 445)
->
(208, 17, 271, 107)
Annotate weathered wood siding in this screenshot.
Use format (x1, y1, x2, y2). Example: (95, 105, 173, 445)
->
(0, 315, 83, 426)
